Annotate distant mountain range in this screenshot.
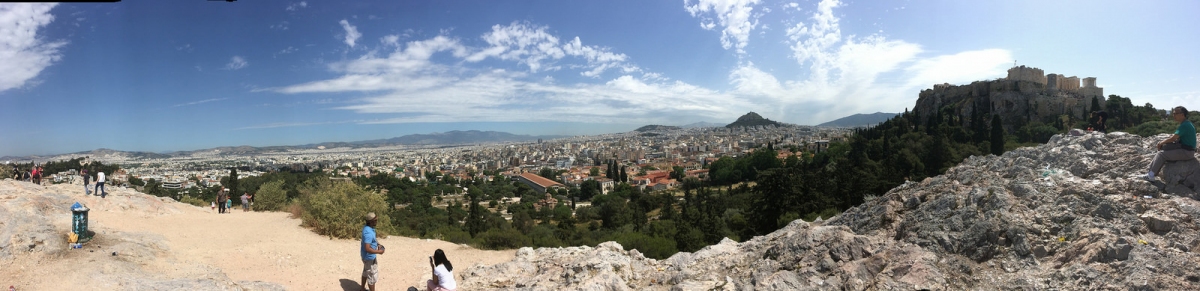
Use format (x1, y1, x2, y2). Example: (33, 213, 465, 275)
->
(817, 112, 898, 127)
(1, 130, 564, 161)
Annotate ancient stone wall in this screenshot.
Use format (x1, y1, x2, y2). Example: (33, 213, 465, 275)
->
(1007, 65, 1047, 84)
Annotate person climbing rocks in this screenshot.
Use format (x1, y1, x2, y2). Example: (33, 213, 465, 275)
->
(1146, 106, 1196, 181)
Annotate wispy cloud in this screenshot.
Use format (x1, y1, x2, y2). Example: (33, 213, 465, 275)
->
(685, 0, 762, 54)
(225, 56, 248, 70)
(270, 21, 289, 30)
(275, 0, 1013, 127)
(171, 97, 227, 107)
(286, 1, 307, 11)
(176, 43, 193, 52)
(339, 19, 361, 48)
(275, 25, 750, 125)
(0, 3, 67, 94)
(465, 22, 637, 77)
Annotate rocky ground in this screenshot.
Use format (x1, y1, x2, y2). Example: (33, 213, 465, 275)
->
(459, 132, 1200, 290)
(0, 180, 514, 290)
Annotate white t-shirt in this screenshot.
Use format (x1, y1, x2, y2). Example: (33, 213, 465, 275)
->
(434, 264, 456, 290)
(97, 172, 106, 183)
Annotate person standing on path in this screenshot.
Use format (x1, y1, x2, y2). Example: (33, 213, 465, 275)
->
(1146, 106, 1197, 181)
(217, 188, 227, 214)
(95, 171, 106, 197)
(82, 169, 91, 195)
(361, 212, 385, 291)
(240, 193, 250, 212)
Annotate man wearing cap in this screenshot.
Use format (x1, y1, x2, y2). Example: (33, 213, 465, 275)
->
(360, 212, 385, 291)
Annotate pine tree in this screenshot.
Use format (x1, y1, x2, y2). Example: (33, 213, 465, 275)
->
(228, 168, 239, 194)
(991, 114, 1005, 155)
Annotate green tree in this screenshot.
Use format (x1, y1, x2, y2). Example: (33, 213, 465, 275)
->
(670, 166, 686, 181)
(228, 168, 239, 194)
(254, 180, 288, 211)
(589, 167, 600, 177)
(466, 188, 487, 236)
(991, 114, 1005, 155)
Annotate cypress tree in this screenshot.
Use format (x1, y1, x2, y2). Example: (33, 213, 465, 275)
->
(991, 114, 1005, 155)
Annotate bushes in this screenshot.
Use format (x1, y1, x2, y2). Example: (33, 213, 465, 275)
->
(296, 178, 394, 239)
(180, 195, 208, 207)
(254, 180, 288, 211)
(474, 228, 531, 250)
(612, 231, 677, 259)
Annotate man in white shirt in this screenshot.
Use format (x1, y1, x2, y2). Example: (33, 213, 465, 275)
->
(96, 171, 106, 197)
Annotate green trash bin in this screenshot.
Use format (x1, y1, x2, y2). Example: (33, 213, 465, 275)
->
(71, 202, 91, 243)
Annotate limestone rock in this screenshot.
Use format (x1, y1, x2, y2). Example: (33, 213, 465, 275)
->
(462, 132, 1200, 290)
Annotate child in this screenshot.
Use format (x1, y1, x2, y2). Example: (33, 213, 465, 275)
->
(225, 198, 232, 213)
(211, 201, 216, 212)
(426, 249, 456, 291)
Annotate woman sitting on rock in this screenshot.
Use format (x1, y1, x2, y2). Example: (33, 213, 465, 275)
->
(426, 249, 456, 291)
(1146, 106, 1197, 181)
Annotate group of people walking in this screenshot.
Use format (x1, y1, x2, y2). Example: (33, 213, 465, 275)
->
(77, 169, 106, 198)
(11, 164, 46, 185)
(360, 212, 456, 291)
(212, 188, 253, 214)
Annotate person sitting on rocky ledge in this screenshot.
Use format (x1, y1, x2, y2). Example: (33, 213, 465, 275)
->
(1146, 106, 1197, 181)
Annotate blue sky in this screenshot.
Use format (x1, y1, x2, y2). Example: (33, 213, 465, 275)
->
(2, 0, 1198, 157)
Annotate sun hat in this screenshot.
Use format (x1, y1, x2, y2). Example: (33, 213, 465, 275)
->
(365, 212, 377, 221)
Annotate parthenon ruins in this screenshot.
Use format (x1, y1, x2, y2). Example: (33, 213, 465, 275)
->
(1006, 65, 1103, 97)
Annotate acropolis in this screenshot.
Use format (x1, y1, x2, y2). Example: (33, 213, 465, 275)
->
(1006, 65, 1103, 98)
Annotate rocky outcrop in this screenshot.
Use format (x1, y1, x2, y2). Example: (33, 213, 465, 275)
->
(461, 132, 1200, 290)
(913, 79, 1102, 132)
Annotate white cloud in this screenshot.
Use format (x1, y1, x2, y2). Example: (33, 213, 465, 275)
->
(171, 97, 227, 107)
(0, 3, 65, 94)
(465, 22, 635, 77)
(286, 1, 307, 11)
(276, 29, 749, 125)
(339, 19, 361, 48)
(903, 49, 1012, 89)
(684, 0, 762, 54)
(722, 0, 1011, 123)
(270, 21, 289, 30)
(380, 35, 399, 47)
(225, 56, 248, 70)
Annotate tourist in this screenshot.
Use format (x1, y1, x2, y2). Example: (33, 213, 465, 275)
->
(225, 197, 232, 213)
(240, 192, 250, 212)
(211, 201, 216, 212)
(96, 171, 106, 197)
(361, 212, 385, 291)
(426, 249, 456, 291)
(217, 188, 227, 214)
(1092, 111, 1108, 133)
(82, 169, 92, 195)
(31, 164, 39, 185)
(1146, 106, 1197, 181)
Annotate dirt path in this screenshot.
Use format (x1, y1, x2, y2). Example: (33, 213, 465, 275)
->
(1, 182, 515, 290)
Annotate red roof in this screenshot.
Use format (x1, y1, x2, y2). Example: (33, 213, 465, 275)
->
(519, 172, 564, 188)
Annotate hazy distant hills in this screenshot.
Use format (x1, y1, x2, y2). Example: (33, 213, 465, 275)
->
(343, 130, 561, 146)
(817, 112, 898, 127)
(1, 130, 564, 161)
(634, 125, 682, 132)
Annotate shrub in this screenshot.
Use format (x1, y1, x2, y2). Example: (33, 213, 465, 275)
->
(473, 228, 531, 250)
(296, 178, 394, 239)
(254, 180, 288, 211)
(426, 226, 472, 244)
(612, 231, 677, 260)
(180, 195, 208, 207)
